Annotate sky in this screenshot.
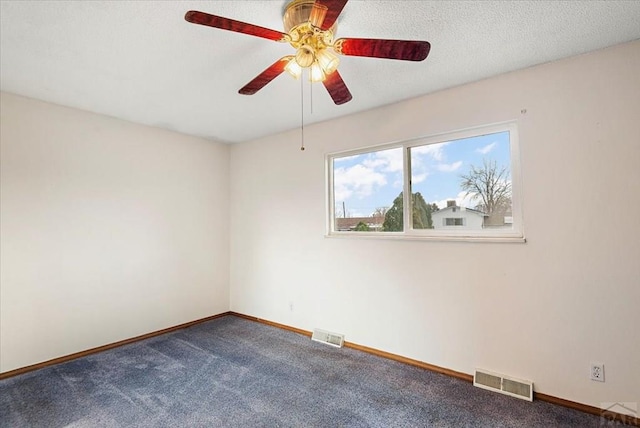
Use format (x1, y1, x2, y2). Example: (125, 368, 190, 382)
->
(333, 131, 511, 218)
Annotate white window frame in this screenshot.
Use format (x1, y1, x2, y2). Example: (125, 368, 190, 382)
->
(326, 121, 525, 242)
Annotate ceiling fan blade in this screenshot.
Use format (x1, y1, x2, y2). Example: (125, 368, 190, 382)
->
(185, 10, 287, 42)
(322, 70, 352, 105)
(314, 0, 348, 31)
(334, 38, 430, 61)
(239, 57, 290, 95)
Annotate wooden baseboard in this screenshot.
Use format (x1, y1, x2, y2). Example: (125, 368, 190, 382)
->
(535, 392, 639, 426)
(229, 311, 472, 382)
(344, 341, 474, 383)
(0, 312, 231, 380)
(230, 311, 313, 337)
(232, 312, 639, 427)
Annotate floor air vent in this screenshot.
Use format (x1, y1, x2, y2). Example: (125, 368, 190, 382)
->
(311, 329, 344, 348)
(474, 369, 533, 401)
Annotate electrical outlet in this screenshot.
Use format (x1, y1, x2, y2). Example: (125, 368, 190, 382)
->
(289, 301, 294, 312)
(590, 363, 605, 382)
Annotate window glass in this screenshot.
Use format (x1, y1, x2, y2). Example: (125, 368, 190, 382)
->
(332, 147, 403, 232)
(410, 131, 513, 231)
(327, 123, 522, 241)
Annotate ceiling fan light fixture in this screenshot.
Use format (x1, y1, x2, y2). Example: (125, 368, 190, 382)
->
(295, 44, 316, 68)
(316, 49, 339, 75)
(284, 0, 336, 33)
(309, 61, 326, 82)
(285, 57, 303, 79)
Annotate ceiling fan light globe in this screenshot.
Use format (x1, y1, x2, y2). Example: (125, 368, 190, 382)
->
(309, 61, 326, 82)
(316, 49, 339, 74)
(295, 45, 315, 68)
(285, 58, 302, 79)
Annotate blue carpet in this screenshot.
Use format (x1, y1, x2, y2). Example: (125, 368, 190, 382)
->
(0, 315, 622, 427)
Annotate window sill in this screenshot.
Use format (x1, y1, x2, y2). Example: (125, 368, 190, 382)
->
(325, 232, 526, 243)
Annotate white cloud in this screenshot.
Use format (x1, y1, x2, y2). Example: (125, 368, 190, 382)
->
(347, 209, 367, 218)
(436, 161, 463, 172)
(366, 148, 403, 173)
(411, 142, 448, 162)
(333, 148, 403, 208)
(362, 158, 387, 169)
(409, 143, 449, 183)
(333, 154, 359, 163)
(412, 173, 428, 184)
(434, 191, 479, 209)
(333, 164, 387, 202)
(476, 142, 497, 155)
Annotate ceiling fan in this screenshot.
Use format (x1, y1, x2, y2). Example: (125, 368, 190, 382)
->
(185, 0, 431, 105)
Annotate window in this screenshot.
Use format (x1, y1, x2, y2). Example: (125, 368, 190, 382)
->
(327, 122, 523, 241)
(445, 218, 465, 226)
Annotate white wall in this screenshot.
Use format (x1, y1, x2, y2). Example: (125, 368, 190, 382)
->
(230, 41, 640, 409)
(0, 93, 230, 372)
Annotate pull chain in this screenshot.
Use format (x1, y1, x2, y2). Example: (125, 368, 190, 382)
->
(310, 78, 313, 115)
(300, 73, 305, 151)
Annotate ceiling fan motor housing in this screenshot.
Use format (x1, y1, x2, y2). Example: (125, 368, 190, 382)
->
(284, 0, 336, 33)
(284, 0, 337, 69)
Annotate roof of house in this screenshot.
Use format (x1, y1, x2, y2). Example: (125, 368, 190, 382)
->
(432, 206, 486, 216)
(335, 216, 384, 230)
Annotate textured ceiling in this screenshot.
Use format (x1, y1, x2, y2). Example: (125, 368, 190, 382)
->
(1, 1, 639, 143)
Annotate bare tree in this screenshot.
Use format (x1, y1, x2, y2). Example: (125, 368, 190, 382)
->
(372, 207, 388, 218)
(460, 159, 511, 215)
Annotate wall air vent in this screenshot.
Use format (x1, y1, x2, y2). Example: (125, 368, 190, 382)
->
(311, 328, 344, 348)
(474, 369, 533, 401)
